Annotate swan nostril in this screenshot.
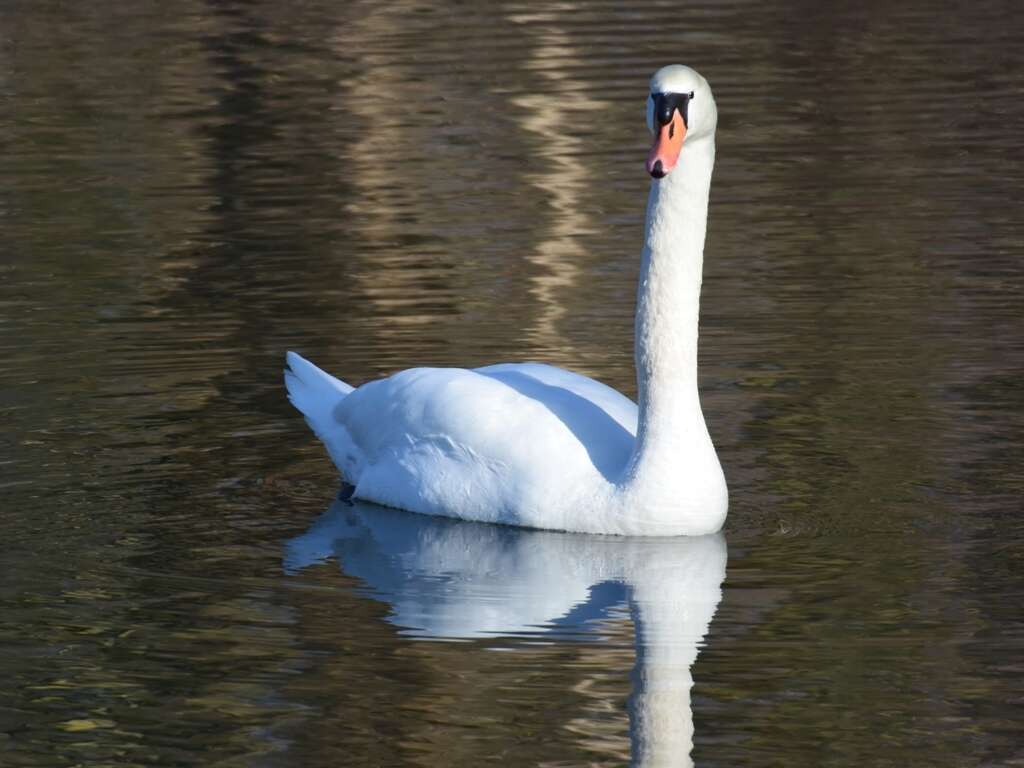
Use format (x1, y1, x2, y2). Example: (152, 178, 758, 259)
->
(650, 159, 665, 178)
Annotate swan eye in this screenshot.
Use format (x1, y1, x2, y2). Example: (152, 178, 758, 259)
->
(651, 91, 695, 128)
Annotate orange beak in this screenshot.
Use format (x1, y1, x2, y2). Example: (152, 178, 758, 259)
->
(646, 110, 686, 178)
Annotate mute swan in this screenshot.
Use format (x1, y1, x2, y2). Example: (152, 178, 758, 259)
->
(286, 501, 727, 766)
(286, 65, 727, 535)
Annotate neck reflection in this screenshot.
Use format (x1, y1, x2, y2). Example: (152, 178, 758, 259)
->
(286, 500, 726, 766)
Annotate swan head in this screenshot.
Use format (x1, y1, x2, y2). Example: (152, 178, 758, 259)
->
(645, 65, 717, 179)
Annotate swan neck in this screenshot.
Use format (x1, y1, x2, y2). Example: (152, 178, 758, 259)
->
(637, 137, 713, 393)
(605, 134, 725, 532)
(626, 136, 715, 478)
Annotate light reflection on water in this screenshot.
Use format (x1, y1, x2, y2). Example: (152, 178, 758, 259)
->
(286, 500, 725, 768)
(2, 0, 1023, 765)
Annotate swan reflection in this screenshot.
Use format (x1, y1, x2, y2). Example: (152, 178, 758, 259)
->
(286, 500, 726, 766)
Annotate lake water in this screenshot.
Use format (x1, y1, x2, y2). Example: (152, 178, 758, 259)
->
(3, 0, 1023, 765)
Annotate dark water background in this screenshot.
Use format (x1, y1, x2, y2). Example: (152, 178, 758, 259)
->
(3, 0, 1024, 765)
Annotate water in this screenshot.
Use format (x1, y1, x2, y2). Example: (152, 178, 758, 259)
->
(2, 0, 1023, 764)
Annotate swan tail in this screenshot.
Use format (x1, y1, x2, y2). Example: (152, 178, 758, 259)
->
(284, 351, 354, 446)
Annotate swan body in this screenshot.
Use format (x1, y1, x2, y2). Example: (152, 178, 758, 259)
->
(286, 65, 727, 536)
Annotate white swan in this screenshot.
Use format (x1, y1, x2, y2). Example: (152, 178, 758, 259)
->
(285, 500, 727, 766)
(285, 65, 727, 536)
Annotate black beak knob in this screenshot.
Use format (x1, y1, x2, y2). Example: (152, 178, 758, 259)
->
(657, 101, 675, 126)
(651, 91, 694, 128)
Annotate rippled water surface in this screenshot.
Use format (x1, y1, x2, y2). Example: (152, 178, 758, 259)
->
(3, 1, 1024, 765)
